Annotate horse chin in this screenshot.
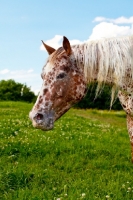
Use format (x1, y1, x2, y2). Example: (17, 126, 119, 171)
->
(32, 120, 54, 131)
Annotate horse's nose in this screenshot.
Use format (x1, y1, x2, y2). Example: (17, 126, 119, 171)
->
(30, 111, 54, 131)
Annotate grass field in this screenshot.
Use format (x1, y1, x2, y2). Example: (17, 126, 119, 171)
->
(0, 101, 133, 200)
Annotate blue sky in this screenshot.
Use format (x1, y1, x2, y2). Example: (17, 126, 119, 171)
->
(0, 0, 133, 94)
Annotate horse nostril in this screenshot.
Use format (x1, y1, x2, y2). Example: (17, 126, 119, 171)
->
(34, 113, 44, 122)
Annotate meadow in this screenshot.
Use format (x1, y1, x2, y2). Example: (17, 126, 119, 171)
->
(0, 101, 133, 200)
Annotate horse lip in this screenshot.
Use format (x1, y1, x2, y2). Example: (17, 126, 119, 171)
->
(37, 123, 54, 131)
(33, 123, 54, 131)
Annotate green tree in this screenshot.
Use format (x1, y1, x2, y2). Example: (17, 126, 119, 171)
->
(0, 79, 36, 102)
(75, 84, 122, 110)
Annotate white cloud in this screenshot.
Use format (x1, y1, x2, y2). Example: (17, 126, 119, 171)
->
(27, 69, 34, 73)
(93, 16, 133, 24)
(93, 17, 106, 23)
(40, 35, 62, 50)
(41, 17, 133, 51)
(0, 69, 37, 80)
(114, 16, 133, 24)
(0, 68, 41, 94)
(89, 22, 133, 40)
(91, 16, 133, 40)
(0, 69, 10, 74)
(69, 39, 83, 45)
(40, 35, 83, 51)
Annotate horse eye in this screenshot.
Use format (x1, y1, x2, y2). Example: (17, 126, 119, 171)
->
(56, 73, 66, 79)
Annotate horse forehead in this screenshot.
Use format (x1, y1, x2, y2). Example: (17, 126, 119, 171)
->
(43, 54, 69, 75)
(43, 60, 62, 76)
(43, 62, 54, 75)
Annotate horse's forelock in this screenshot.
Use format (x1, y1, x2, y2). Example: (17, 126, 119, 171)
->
(50, 47, 65, 62)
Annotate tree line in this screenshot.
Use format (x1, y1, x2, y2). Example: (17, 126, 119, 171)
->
(0, 79, 122, 110)
(75, 83, 122, 110)
(0, 79, 36, 103)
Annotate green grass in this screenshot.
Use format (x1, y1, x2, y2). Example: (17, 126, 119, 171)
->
(0, 101, 133, 200)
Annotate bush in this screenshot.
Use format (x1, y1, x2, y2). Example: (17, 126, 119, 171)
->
(0, 79, 36, 103)
(75, 84, 122, 110)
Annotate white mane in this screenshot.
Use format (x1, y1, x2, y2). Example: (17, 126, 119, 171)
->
(72, 35, 133, 106)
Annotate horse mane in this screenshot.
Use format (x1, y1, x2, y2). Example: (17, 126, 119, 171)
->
(72, 35, 133, 107)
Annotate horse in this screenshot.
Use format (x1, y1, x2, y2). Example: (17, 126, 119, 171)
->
(29, 35, 133, 162)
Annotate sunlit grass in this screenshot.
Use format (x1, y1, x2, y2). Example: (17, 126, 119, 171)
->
(0, 101, 133, 200)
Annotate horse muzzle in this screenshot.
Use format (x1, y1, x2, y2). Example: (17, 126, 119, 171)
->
(29, 110, 54, 131)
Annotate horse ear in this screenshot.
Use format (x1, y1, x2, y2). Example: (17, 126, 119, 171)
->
(41, 40, 56, 55)
(63, 36, 72, 56)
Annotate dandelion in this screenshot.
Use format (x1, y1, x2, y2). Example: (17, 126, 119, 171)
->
(81, 193, 86, 197)
(122, 184, 125, 188)
(128, 187, 131, 191)
(14, 131, 18, 135)
(106, 195, 110, 199)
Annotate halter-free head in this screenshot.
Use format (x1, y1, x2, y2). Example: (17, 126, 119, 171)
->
(29, 36, 87, 130)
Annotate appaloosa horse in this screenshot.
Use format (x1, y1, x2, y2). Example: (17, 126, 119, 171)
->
(29, 35, 133, 162)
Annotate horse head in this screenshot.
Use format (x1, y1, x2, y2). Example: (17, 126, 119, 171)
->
(29, 36, 87, 130)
